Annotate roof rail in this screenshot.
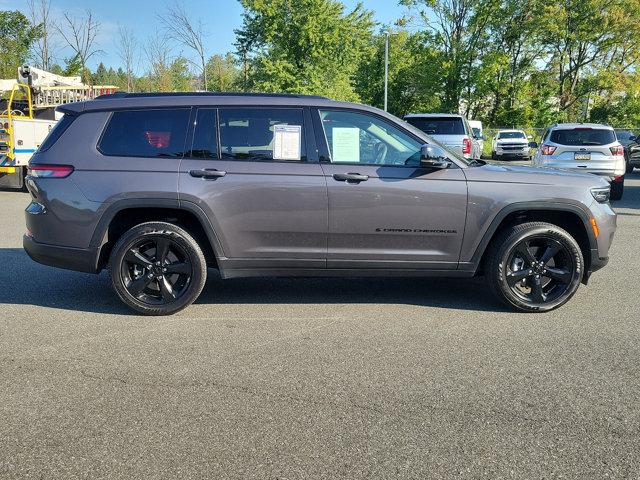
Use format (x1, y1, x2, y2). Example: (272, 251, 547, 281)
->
(94, 92, 329, 100)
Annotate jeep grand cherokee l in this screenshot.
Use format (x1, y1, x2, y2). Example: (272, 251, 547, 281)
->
(24, 93, 616, 315)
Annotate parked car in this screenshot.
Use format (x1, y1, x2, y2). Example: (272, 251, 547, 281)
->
(491, 129, 533, 161)
(404, 113, 482, 160)
(24, 93, 615, 315)
(469, 119, 485, 155)
(616, 129, 639, 173)
(533, 123, 626, 200)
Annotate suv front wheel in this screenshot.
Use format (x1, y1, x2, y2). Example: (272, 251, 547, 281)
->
(108, 222, 207, 315)
(486, 222, 584, 312)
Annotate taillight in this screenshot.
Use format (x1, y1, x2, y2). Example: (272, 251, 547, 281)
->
(610, 145, 624, 156)
(28, 164, 74, 178)
(462, 137, 471, 155)
(540, 144, 556, 155)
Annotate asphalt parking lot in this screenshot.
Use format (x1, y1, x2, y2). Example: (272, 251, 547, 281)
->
(1, 171, 640, 479)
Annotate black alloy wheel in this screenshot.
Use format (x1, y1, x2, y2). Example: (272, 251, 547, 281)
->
(121, 236, 193, 304)
(487, 222, 583, 312)
(109, 222, 207, 315)
(505, 236, 574, 305)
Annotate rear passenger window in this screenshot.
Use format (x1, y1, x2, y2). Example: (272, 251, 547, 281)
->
(190, 109, 218, 158)
(99, 109, 190, 158)
(219, 108, 306, 161)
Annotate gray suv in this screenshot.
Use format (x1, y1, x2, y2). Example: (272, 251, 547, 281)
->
(24, 93, 616, 315)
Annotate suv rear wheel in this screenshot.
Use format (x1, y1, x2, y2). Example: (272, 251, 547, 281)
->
(486, 222, 583, 312)
(108, 222, 207, 315)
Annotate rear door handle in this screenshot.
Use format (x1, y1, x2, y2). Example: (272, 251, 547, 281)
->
(332, 172, 369, 183)
(190, 168, 227, 179)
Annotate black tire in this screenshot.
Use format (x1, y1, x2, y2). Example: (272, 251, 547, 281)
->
(626, 160, 634, 174)
(486, 222, 583, 312)
(610, 178, 624, 201)
(491, 150, 497, 160)
(108, 222, 207, 315)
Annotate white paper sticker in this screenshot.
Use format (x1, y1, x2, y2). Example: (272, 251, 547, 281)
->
(273, 124, 302, 161)
(332, 127, 360, 163)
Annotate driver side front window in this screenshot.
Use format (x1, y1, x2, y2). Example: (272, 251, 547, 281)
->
(319, 109, 422, 166)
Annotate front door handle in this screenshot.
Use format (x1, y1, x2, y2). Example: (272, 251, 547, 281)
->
(332, 172, 369, 183)
(190, 168, 227, 179)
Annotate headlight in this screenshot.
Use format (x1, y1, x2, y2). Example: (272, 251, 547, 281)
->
(591, 186, 610, 203)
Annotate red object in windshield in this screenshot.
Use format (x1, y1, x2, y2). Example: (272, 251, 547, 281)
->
(144, 131, 171, 148)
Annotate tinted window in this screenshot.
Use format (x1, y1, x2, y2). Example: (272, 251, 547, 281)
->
(550, 128, 616, 146)
(320, 110, 422, 166)
(615, 130, 635, 144)
(38, 114, 75, 152)
(190, 109, 218, 158)
(405, 117, 465, 135)
(498, 131, 526, 139)
(99, 109, 190, 158)
(219, 108, 306, 161)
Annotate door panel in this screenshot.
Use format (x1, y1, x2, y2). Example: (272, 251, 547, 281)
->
(321, 163, 467, 269)
(316, 108, 467, 270)
(179, 107, 328, 270)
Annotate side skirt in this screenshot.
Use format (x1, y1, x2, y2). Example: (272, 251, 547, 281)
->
(220, 268, 478, 280)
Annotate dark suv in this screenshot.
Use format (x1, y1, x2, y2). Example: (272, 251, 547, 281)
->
(24, 93, 616, 315)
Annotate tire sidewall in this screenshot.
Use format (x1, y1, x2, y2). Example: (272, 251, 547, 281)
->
(109, 223, 207, 315)
(492, 225, 583, 312)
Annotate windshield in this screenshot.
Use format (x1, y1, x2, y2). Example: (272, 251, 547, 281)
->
(550, 128, 616, 146)
(405, 117, 465, 135)
(498, 131, 526, 139)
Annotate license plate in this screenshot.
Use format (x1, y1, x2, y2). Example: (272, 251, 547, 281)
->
(574, 153, 591, 161)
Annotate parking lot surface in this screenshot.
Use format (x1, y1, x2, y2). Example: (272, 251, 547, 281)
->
(1, 171, 640, 479)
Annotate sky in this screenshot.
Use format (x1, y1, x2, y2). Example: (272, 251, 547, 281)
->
(6, 0, 411, 72)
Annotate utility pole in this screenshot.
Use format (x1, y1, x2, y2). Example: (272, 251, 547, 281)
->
(384, 31, 389, 112)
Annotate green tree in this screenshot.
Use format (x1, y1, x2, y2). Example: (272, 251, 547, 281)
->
(538, 0, 640, 120)
(0, 10, 42, 78)
(235, 0, 375, 100)
(206, 53, 240, 91)
(355, 29, 443, 116)
(401, 0, 499, 113)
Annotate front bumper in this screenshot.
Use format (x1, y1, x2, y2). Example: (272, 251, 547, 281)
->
(23, 234, 100, 273)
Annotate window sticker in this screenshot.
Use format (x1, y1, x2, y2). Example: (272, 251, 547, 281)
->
(273, 124, 302, 160)
(332, 127, 360, 162)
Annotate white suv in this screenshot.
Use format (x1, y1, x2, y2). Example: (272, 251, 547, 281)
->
(533, 123, 626, 200)
(491, 129, 531, 160)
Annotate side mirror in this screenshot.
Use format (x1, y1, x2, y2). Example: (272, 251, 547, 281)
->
(528, 141, 538, 148)
(630, 136, 637, 142)
(420, 144, 451, 169)
(482, 135, 487, 141)
(527, 134, 533, 140)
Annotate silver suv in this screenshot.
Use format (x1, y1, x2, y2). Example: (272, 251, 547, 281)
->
(403, 113, 481, 160)
(23, 93, 616, 315)
(533, 123, 626, 199)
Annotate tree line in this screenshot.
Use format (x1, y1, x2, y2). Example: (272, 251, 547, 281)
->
(2, 0, 640, 127)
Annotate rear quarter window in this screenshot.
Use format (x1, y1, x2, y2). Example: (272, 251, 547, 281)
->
(550, 128, 616, 146)
(38, 114, 75, 152)
(405, 117, 465, 135)
(98, 109, 190, 158)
